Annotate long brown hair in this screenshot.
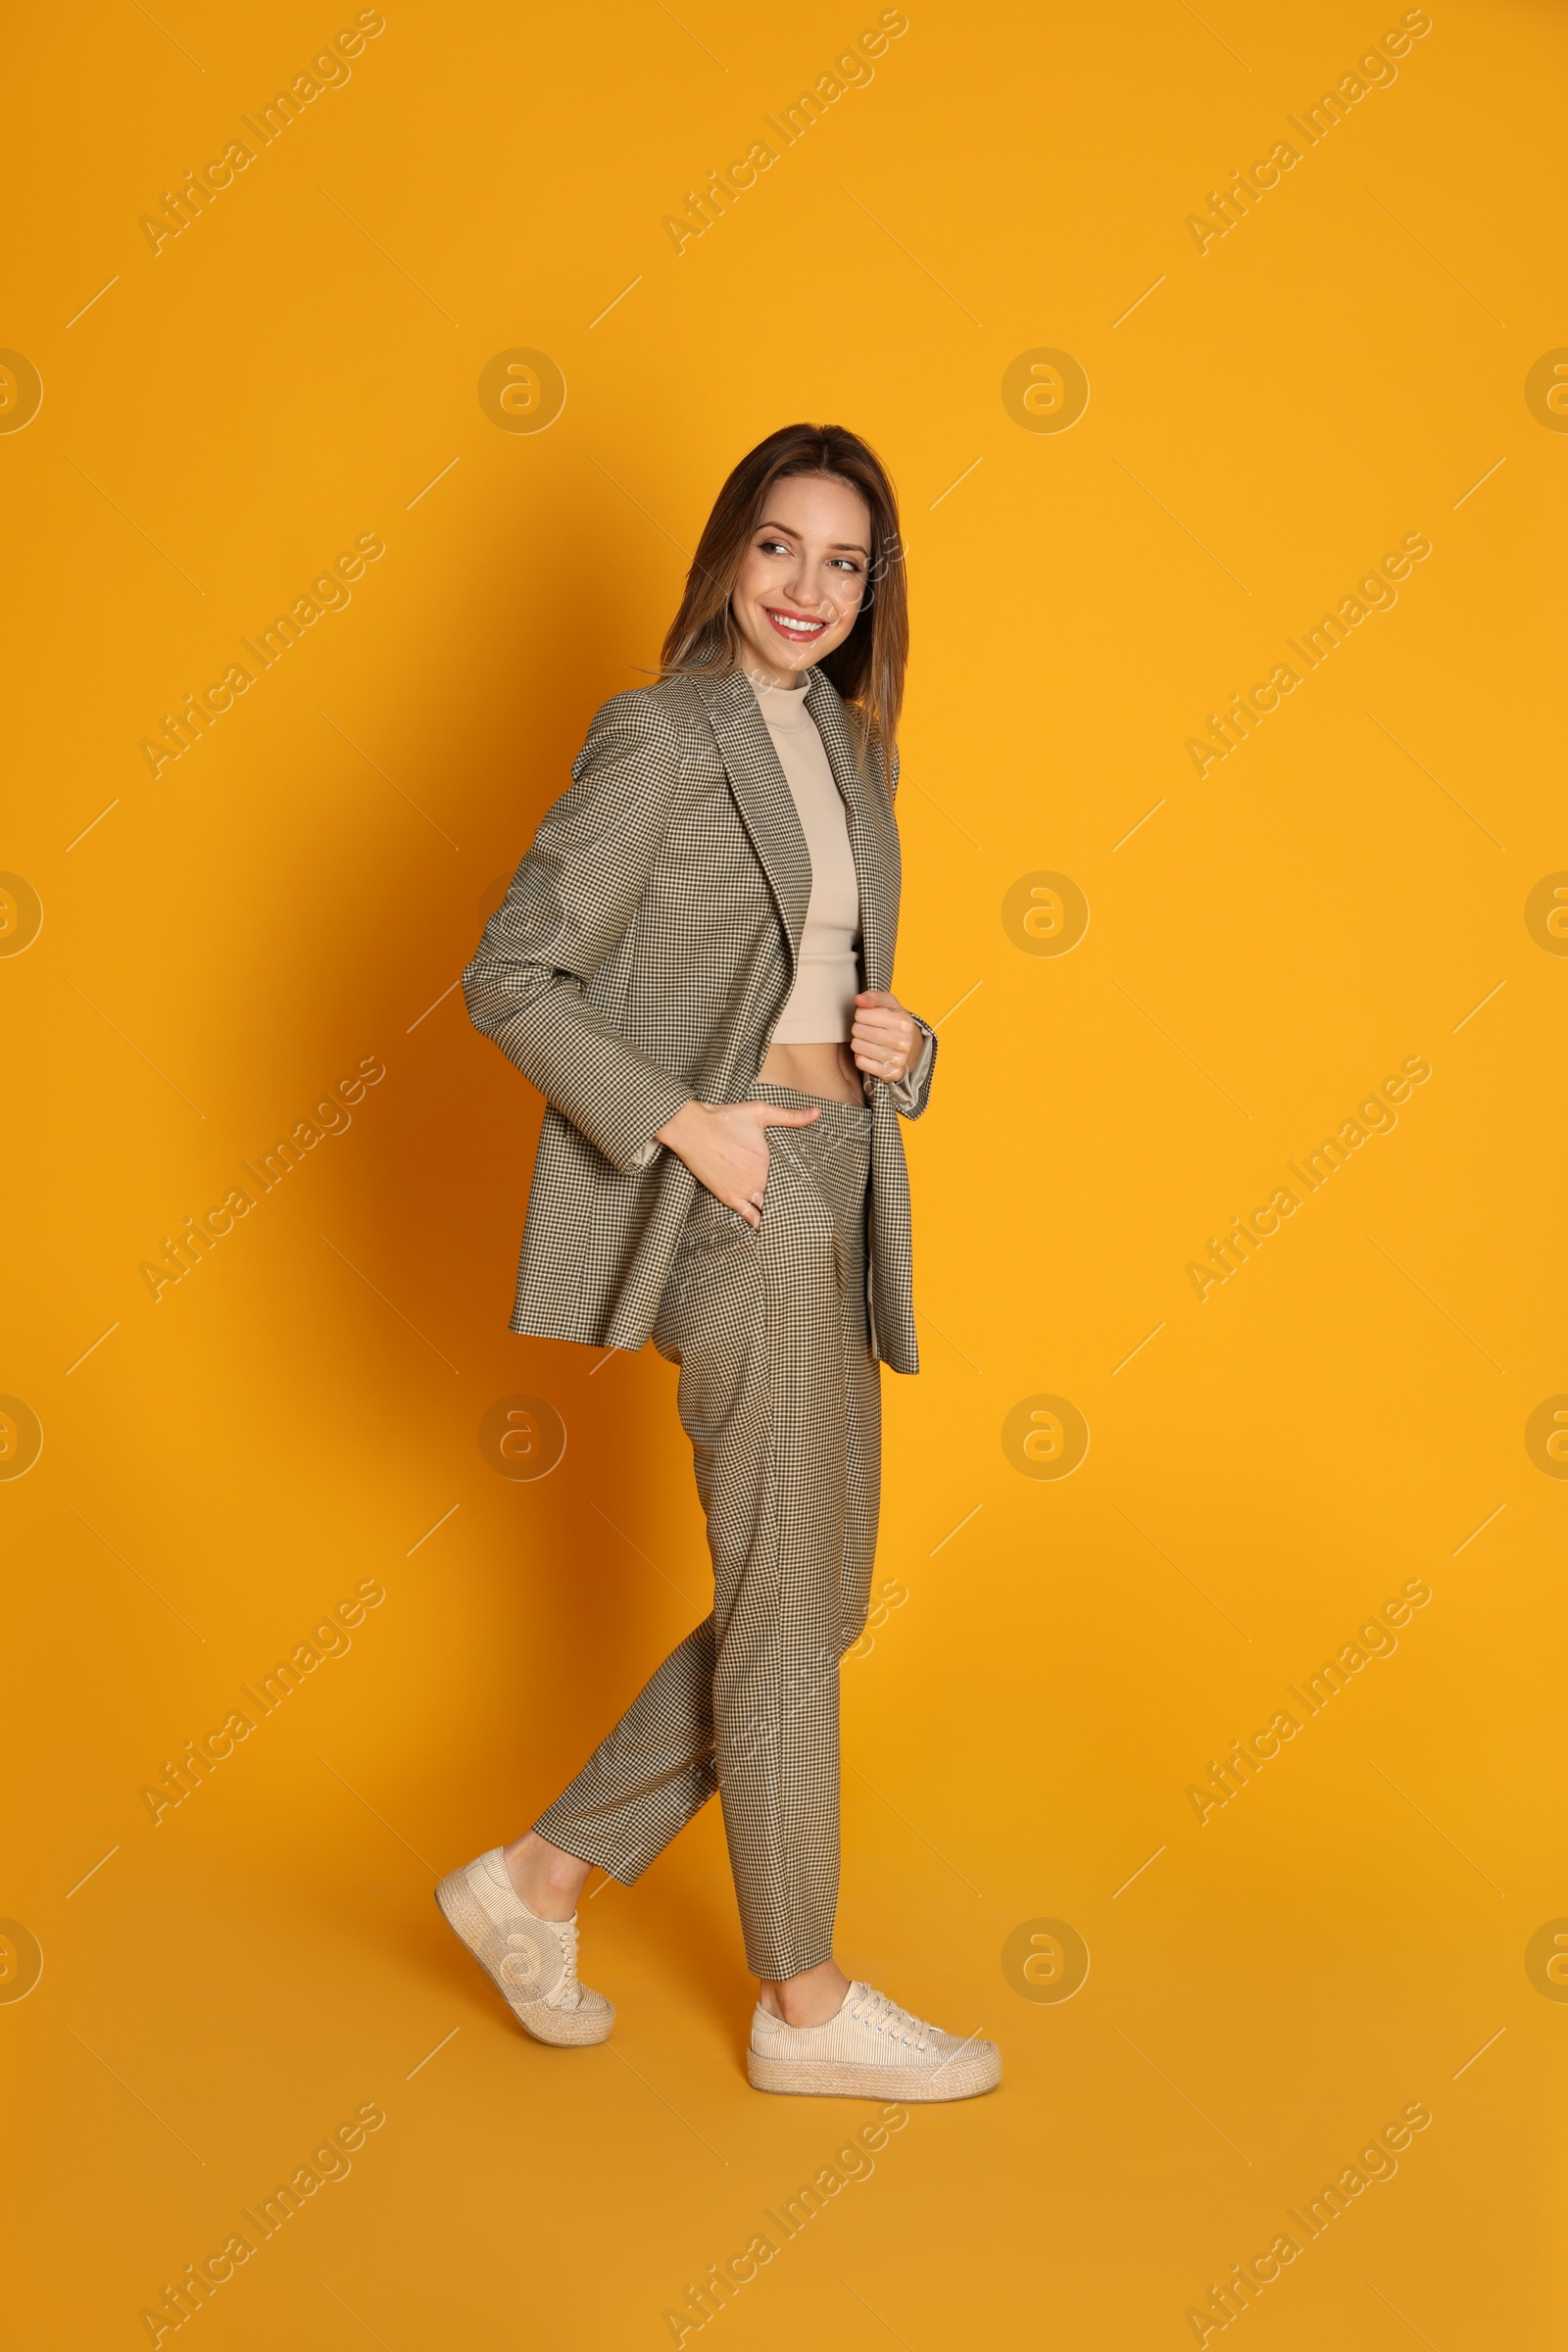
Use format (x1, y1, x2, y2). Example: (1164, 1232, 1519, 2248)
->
(660, 422, 908, 768)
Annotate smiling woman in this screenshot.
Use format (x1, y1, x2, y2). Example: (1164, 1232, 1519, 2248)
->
(446, 421, 999, 2103)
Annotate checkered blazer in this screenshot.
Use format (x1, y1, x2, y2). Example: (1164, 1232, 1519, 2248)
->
(463, 662, 936, 1374)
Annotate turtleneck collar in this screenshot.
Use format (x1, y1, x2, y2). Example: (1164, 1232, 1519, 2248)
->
(744, 667, 817, 728)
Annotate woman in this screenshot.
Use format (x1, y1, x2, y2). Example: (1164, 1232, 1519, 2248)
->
(439, 423, 1000, 2102)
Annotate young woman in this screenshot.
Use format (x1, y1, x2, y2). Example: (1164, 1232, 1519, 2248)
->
(439, 423, 1000, 2102)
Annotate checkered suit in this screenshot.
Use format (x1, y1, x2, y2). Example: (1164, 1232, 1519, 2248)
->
(462, 662, 935, 1374)
(535, 1086, 880, 1980)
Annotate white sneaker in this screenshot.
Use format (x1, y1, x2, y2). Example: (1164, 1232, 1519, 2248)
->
(747, 1980, 1001, 2101)
(435, 1847, 614, 2047)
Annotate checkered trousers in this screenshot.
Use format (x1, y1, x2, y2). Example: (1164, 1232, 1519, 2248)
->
(533, 1087, 879, 1981)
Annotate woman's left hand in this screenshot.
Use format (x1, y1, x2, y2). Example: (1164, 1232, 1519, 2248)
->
(850, 990, 921, 1083)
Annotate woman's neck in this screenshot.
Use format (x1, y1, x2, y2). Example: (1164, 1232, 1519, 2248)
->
(741, 656, 808, 699)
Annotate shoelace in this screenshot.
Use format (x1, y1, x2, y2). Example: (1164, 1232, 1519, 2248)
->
(543, 1916, 582, 2010)
(847, 1987, 933, 2054)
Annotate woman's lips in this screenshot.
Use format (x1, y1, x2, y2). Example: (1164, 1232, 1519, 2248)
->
(763, 606, 828, 642)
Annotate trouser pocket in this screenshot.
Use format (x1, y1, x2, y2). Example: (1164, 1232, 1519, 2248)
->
(653, 1192, 759, 1363)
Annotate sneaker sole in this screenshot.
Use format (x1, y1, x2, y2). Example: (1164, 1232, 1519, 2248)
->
(434, 1867, 614, 2047)
(747, 2045, 1001, 2101)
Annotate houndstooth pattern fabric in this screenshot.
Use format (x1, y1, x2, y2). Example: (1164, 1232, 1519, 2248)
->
(462, 663, 935, 1374)
(533, 1088, 880, 1981)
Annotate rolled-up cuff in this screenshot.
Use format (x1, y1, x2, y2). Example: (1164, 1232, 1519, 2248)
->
(890, 1019, 935, 1116)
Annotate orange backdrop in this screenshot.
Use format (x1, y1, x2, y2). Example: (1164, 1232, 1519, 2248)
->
(5, 0, 1563, 2343)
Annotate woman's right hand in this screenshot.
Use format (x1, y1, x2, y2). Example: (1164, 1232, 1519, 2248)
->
(653, 1101, 820, 1227)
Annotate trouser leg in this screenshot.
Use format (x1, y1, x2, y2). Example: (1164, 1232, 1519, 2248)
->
(710, 1126, 878, 1977)
(534, 1105, 878, 1980)
(530, 1197, 769, 1879)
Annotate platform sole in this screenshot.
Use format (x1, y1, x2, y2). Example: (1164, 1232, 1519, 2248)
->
(747, 2043, 1001, 2101)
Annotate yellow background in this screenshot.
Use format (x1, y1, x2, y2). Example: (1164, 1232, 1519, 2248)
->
(5, 0, 1563, 2342)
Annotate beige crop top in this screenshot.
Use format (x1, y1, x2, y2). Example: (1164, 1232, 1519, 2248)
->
(633, 673, 933, 1167)
(748, 673, 862, 1041)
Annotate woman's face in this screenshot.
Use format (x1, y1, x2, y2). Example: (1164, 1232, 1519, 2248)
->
(729, 471, 873, 688)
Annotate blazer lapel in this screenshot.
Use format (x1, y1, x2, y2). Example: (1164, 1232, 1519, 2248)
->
(694, 668, 812, 979)
(693, 663, 896, 997)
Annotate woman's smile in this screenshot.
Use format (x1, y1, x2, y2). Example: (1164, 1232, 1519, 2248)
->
(762, 605, 829, 642)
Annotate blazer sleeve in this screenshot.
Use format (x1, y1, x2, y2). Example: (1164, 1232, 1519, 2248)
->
(463, 691, 698, 1174)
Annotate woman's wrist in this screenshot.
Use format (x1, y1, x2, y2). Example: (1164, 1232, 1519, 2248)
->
(654, 1099, 705, 1156)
